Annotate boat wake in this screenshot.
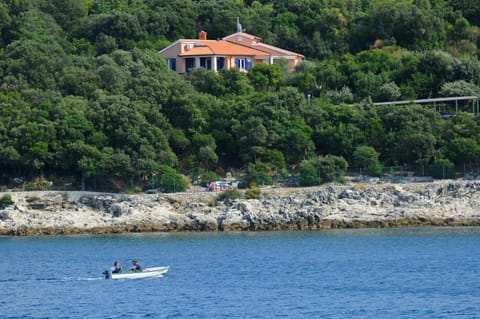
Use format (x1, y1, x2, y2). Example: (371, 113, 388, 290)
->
(61, 276, 104, 281)
(0, 276, 104, 284)
(36, 276, 104, 282)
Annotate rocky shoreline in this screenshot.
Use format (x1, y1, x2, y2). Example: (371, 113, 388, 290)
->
(1, 180, 480, 236)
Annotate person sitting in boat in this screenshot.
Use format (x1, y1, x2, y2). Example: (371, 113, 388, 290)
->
(112, 261, 123, 273)
(130, 260, 142, 272)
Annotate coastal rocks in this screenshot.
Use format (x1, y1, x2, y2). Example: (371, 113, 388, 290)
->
(29, 202, 47, 210)
(218, 209, 250, 231)
(186, 212, 218, 231)
(1, 180, 480, 235)
(108, 203, 131, 217)
(79, 194, 120, 211)
(0, 211, 10, 221)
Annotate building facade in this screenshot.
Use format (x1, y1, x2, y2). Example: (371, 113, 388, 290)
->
(158, 30, 304, 74)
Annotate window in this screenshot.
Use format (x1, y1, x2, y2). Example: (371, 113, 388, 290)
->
(200, 57, 211, 69)
(217, 57, 224, 70)
(235, 58, 252, 71)
(167, 58, 176, 71)
(185, 58, 194, 73)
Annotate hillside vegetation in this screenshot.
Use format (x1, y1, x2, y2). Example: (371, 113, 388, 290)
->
(0, 0, 479, 191)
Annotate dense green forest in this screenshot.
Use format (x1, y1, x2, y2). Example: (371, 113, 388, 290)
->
(0, 0, 480, 191)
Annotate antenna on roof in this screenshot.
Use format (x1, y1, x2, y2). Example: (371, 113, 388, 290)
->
(236, 17, 245, 32)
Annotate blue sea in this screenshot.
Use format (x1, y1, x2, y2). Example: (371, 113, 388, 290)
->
(1, 227, 480, 318)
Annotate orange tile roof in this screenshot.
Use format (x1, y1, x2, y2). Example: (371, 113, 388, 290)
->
(223, 32, 304, 57)
(251, 43, 304, 57)
(223, 32, 304, 58)
(178, 40, 270, 57)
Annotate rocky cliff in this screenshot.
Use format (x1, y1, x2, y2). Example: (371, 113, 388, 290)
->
(1, 180, 479, 235)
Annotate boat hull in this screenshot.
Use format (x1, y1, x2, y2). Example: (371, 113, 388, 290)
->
(104, 266, 169, 279)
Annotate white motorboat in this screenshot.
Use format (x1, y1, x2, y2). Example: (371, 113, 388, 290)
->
(103, 266, 169, 279)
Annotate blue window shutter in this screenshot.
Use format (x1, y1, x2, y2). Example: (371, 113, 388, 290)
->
(246, 58, 252, 70)
(235, 58, 241, 68)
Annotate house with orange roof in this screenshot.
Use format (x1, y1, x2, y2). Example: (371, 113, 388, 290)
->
(158, 29, 304, 74)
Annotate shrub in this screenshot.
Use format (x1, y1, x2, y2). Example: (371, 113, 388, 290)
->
(157, 165, 187, 193)
(205, 198, 216, 207)
(247, 163, 272, 185)
(298, 161, 320, 187)
(24, 179, 52, 191)
(316, 155, 348, 183)
(375, 82, 401, 102)
(325, 86, 354, 104)
(217, 188, 242, 201)
(440, 80, 480, 97)
(353, 146, 384, 177)
(0, 194, 14, 209)
(300, 155, 348, 185)
(245, 185, 261, 199)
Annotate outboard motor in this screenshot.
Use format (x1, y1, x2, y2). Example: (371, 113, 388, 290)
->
(103, 270, 112, 279)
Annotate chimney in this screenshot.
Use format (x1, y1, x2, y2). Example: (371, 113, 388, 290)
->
(199, 30, 207, 40)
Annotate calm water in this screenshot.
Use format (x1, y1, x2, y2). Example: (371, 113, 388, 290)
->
(1, 228, 480, 318)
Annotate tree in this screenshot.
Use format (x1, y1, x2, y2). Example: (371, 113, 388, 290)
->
(16, 122, 55, 175)
(232, 116, 268, 163)
(2, 37, 67, 90)
(190, 133, 218, 170)
(454, 59, 480, 86)
(448, 0, 480, 26)
(298, 160, 319, 186)
(279, 117, 315, 164)
(394, 133, 437, 165)
(0, 2, 12, 45)
(59, 57, 100, 99)
(196, 0, 247, 39)
(289, 61, 320, 94)
(187, 68, 225, 97)
(99, 147, 132, 177)
(94, 33, 118, 55)
(325, 86, 353, 104)
(96, 55, 129, 94)
(315, 155, 348, 183)
(440, 112, 480, 141)
(151, 0, 199, 40)
(67, 141, 103, 178)
(299, 154, 348, 185)
(353, 145, 383, 176)
(219, 68, 253, 96)
(10, 8, 63, 40)
(85, 11, 144, 50)
(246, 162, 272, 186)
(40, 0, 90, 33)
(352, 71, 387, 100)
(429, 158, 455, 179)
(391, 5, 445, 50)
(445, 137, 480, 164)
(375, 82, 401, 102)
(416, 50, 457, 97)
(157, 165, 187, 193)
(247, 63, 283, 91)
(440, 80, 480, 97)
